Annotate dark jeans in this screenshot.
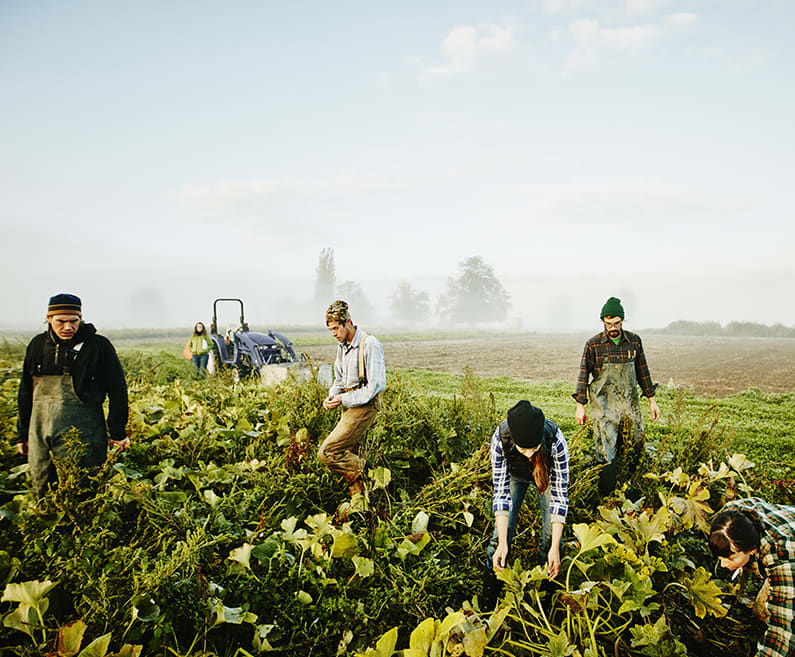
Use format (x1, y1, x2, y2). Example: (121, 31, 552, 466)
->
(192, 353, 209, 378)
(486, 475, 553, 570)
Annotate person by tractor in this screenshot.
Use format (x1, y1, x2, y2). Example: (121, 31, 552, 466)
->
(482, 400, 570, 611)
(16, 293, 129, 497)
(572, 296, 660, 497)
(319, 300, 386, 497)
(187, 321, 212, 378)
(709, 498, 795, 657)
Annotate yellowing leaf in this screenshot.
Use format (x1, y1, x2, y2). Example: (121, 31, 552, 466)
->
(572, 524, 615, 553)
(682, 567, 728, 619)
(228, 543, 253, 570)
(54, 620, 87, 657)
(462, 626, 487, 657)
(409, 617, 438, 654)
(77, 632, 111, 657)
(352, 556, 374, 578)
(727, 453, 755, 473)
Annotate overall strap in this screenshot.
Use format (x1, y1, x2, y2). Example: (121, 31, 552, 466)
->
(357, 331, 369, 387)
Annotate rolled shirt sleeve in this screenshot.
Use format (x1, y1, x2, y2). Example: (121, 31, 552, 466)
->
(490, 427, 511, 517)
(548, 428, 569, 524)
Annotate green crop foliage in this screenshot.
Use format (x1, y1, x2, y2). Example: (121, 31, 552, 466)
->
(0, 350, 791, 656)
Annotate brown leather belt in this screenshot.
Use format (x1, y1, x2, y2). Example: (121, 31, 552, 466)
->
(342, 385, 363, 393)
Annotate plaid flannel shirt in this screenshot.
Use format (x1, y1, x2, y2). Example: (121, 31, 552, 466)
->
(490, 424, 569, 523)
(572, 329, 657, 405)
(728, 498, 795, 657)
(328, 327, 386, 408)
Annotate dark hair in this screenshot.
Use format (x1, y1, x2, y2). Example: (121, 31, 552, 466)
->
(708, 507, 763, 557)
(193, 322, 207, 336)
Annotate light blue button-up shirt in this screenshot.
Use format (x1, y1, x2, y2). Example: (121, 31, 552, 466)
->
(328, 327, 386, 408)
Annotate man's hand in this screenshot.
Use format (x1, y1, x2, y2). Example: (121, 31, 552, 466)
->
(547, 545, 561, 579)
(575, 403, 587, 425)
(15, 442, 27, 456)
(492, 543, 509, 572)
(648, 398, 660, 422)
(110, 437, 130, 451)
(323, 395, 342, 410)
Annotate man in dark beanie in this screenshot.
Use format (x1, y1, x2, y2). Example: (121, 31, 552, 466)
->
(482, 400, 570, 610)
(16, 293, 129, 497)
(573, 296, 659, 497)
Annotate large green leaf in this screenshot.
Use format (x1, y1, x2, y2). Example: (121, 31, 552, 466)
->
(352, 556, 374, 578)
(373, 467, 391, 490)
(408, 617, 437, 655)
(629, 615, 667, 648)
(131, 595, 160, 623)
(2, 579, 57, 612)
(668, 483, 712, 531)
(682, 567, 728, 619)
(330, 532, 358, 559)
(77, 633, 111, 657)
(544, 629, 576, 657)
(462, 626, 487, 657)
(412, 511, 430, 534)
(228, 543, 253, 570)
(572, 523, 615, 553)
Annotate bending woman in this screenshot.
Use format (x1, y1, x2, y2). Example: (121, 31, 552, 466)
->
(709, 498, 795, 657)
(483, 400, 569, 610)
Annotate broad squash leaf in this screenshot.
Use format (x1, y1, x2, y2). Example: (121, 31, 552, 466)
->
(77, 632, 111, 657)
(572, 523, 615, 553)
(352, 556, 374, 578)
(228, 543, 253, 570)
(54, 619, 87, 657)
(682, 567, 728, 618)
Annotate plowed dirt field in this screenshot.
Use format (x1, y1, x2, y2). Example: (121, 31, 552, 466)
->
(300, 334, 795, 397)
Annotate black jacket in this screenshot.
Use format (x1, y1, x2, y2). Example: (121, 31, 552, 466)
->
(17, 323, 129, 442)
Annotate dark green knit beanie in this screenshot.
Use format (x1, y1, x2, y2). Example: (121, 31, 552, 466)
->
(600, 296, 624, 319)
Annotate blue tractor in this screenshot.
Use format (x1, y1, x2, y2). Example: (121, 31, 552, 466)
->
(208, 298, 304, 380)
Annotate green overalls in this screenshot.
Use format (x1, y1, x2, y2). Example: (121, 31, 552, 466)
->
(588, 360, 644, 495)
(28, 344, 107, 497)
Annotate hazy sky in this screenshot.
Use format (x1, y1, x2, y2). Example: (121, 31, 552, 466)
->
(2, 0, 793, 332)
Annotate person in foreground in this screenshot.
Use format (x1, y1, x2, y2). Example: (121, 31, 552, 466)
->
(319, 300, 386, 497)
(573, 296, 660, 496)
(709, 497, 795, 657)
(16, 294, 129, 497)
(482, 400, 570, 611)
(188, 321, 212, 378)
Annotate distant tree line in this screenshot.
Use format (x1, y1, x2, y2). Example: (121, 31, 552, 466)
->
(652, 320, 795, 338)
(315, 250, 510, 326)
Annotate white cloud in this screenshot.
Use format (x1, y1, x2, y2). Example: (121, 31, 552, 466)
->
(419, 23, 517, 79)
(506, 180, 751, 226)
(625, 0, 673, 14)
(666, 12, 699, 25)
(540, 0, 601, 12)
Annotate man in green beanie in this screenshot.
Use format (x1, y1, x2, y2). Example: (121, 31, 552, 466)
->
(573, 297, 659, 496)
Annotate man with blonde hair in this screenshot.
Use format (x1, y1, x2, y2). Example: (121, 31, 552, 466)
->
(319, 300, 386, 496)
(17, 293, 129, 497)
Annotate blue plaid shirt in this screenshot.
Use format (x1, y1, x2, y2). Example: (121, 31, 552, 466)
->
(328, 327, 386, 408)
(490, 424, 569, 524)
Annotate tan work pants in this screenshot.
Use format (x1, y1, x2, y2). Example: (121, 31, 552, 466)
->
(318, 396, 380, 482)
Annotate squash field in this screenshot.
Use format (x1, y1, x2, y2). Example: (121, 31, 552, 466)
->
(0, 347, 793, 657)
